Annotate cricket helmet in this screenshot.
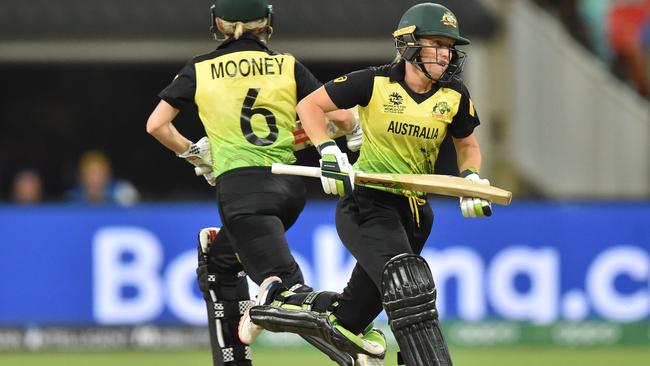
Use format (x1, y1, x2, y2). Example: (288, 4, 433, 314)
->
(212, 0, 271, 22)
(210, 0, 274, 41)
(393, 3, 469, 81)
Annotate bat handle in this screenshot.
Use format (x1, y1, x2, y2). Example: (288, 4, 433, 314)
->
(271, 163, 321, 178)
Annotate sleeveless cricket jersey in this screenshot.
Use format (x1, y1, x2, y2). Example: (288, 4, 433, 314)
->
(325, 60, 480, 196)
(159, 34, 321, 176)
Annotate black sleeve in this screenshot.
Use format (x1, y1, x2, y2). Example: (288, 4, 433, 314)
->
(448, 83, 480, 138)
(295, 60, 322, 101)
(323, 69, 375, 109)
(158, 60, 196, 109)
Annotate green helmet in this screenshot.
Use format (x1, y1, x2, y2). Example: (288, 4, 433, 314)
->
(393, 3, 469, 81)
(213, 0, 271, 22)
(395, 3, 470, 45)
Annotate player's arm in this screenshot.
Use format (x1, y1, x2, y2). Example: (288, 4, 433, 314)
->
(148, 59, 198, 153)
(325, 109, 357, 135)
(146, 100, 190, 153)
(297, 87, 342, 147)
(452, 133, 481, 173)
(297, 69, 373, 147)
(453, 133, 491, 218)
(146, 99, 216, 186)
(450, 85, 491, 217)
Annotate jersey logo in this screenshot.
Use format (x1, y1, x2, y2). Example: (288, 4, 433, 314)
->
(383, 92, 406, 114)
(333, 76, 348, 83)
(441, 11, 458, 28)
(388, 92, 403, 106)
(432, 101, 452, 121)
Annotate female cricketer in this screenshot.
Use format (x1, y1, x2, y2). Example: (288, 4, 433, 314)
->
(244, 3, 493, 366)
(146, 0, 361, 365)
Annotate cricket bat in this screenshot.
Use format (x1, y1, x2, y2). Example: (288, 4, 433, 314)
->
(271, 163, 512, 206)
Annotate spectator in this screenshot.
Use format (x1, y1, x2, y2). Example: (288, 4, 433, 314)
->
(607, 0, 650, 98)
(578, 0, 615, 64)
(11, 169, 43, 204)
(66, 150, 139, 206)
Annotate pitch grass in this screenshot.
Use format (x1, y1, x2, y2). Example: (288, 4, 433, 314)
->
(1, 346, 649, 366)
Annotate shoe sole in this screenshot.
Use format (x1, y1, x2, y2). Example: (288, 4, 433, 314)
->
(238, 276, 282, 344)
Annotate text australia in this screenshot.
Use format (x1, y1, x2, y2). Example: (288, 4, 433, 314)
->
(387, 120, 439, 139)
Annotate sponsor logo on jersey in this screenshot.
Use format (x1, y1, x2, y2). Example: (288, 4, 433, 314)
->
(333, 76, 348, 83)
(383, 92, 406, 114)
(432, 101, 452, 122)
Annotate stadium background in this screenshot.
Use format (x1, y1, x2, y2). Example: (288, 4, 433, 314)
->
(0, 0, 649, 365)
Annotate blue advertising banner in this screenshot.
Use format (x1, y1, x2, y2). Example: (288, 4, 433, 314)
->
(1, 201, 649, 326)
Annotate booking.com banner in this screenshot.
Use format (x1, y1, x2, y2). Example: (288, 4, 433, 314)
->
(0, 201, 649, 326)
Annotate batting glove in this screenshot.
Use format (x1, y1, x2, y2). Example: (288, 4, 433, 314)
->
(177, 137, 216, 186)
(318, 141, 354, 197)
(345, 118, 362, 152)
(196, 227, 219, 295)
(459, 169, 492, 218)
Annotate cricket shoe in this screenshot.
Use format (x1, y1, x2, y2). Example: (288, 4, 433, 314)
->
(354, 324, 386, 365)
(238, 276, 284, 344)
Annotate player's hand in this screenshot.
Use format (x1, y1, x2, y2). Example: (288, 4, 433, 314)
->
(178, 137, 216, 186)
(459, 169, 492, 218)
(178, 136, 212, 168)
(345, 118, 362, 152)
(318, 141, 354, 197)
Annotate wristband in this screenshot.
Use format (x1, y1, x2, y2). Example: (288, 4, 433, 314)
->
(460, 167, 479, 178)
(317, 140, 337, 156)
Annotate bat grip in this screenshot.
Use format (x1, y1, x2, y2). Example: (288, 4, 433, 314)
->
(271, 163, 321, 178)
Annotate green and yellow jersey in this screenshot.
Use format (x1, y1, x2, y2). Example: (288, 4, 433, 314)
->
(324, 60, 480, 197)
(159, 34, 321, 177)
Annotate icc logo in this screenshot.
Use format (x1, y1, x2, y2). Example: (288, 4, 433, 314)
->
(389, 92, 403, 106)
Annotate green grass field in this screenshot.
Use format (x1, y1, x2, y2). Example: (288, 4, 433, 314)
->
(1, 346, 649, 366)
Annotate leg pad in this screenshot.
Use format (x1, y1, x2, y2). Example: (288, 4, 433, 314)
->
(381, 254, 452, 366)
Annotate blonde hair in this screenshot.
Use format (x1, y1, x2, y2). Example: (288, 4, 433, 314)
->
(219, 17, 269, 41)
(79, 150, 110, 171)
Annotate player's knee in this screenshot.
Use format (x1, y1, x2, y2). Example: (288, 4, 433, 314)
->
(381, 254, 439, 329)
(380, 254, 451, 366)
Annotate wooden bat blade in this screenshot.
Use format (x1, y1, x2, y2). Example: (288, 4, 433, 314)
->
(355, 172, 512, 205)
(270, 164, 512, 206)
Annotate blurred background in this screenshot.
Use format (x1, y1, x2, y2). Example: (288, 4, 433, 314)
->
(0, 0, 649, 365)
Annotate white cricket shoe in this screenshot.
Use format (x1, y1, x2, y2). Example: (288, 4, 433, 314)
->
(238, 275, 282, 345)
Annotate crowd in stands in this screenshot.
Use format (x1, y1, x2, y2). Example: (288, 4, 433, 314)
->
(6, 150, 139, 206)
(535, 0, 650, 98)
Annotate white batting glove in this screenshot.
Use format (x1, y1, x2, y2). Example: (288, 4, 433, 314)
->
(459, 169, 492, 218)
(177, 137, 216, 186)
(193, 166, 217, 186)
(318, 141, 355, 197)
(201, 171, 217, 186)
